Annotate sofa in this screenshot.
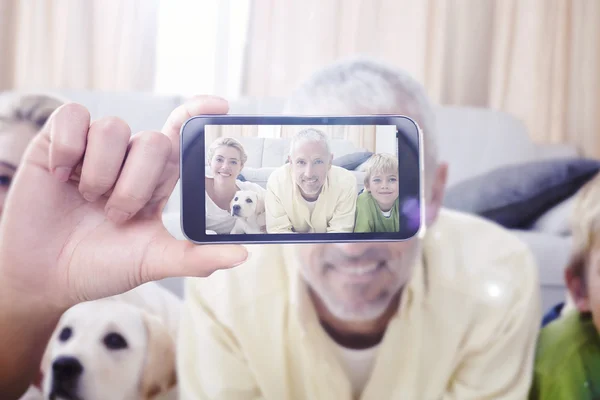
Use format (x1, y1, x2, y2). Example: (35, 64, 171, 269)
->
(7, 89, 587, 313)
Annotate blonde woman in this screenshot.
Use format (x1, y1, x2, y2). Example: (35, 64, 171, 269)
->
(0, 93, 65, 218)
(205, 137, 266, 234)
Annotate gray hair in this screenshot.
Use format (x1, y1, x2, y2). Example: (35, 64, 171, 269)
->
(0, 93, 65, 132)
(283, 57, 438, 176)
(288, 127, 331, 157)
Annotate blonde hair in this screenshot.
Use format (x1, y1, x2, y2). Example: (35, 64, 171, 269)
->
(0, 93, 65, 132)
(566, 171, 600, 283)
(207, 137, 248, 166)
(363, 153, 399, 187)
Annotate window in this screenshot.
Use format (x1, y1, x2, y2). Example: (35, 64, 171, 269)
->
(153, 0, 251, 98)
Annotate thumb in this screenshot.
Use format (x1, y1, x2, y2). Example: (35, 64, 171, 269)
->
(140, 231, 250, 282)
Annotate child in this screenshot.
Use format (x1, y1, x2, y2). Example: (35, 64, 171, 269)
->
(354, 153, 400, 233)
(529, 172, 600, 399)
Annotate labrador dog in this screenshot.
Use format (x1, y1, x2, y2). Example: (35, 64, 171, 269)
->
(38, 282, 181, 400)
(230, 190, 266, 234)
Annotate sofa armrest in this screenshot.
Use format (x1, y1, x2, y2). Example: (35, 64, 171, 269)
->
(529, 194, 576, 235)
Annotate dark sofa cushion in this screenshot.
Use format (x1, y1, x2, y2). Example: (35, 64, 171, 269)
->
(443, 158, 600, 229)
(332, 151, 374, 170)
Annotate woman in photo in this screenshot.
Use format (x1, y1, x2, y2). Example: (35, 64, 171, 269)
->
(205, 137, 266, 234)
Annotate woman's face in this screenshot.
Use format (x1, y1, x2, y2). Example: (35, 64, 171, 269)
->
(209, 145, 243, 182)
(0, 122, 38, 217)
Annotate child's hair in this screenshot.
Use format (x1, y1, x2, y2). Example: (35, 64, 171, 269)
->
(566, 171, 600, 286)
(207, 137, 248, 166)
(363, 153, 399, 187)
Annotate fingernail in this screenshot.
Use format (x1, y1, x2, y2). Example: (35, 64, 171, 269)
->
(82, 192, 99, 202)
(231, 250, 251, 267)
(106, 208, 131, 224)
(54, 167, 72, 182)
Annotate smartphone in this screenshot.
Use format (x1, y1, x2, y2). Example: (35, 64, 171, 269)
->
(179, 115, 425, 244)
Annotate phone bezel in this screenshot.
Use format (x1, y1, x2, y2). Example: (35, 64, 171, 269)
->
(179, 115, 426, 244)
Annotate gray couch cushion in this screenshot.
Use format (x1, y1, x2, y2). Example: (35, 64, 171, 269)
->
(443, 158, 600, 229)
(332, 151, 374, 170)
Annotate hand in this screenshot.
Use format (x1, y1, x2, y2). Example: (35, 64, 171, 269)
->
(0, 96, 249, 313)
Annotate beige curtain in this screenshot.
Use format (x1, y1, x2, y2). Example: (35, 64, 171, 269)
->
(280, 125, 376, 152)
(204, 125, 260, 145)
(0, 0, 159, 91)
(204, 124, 377, 152)
(243, 0, 600, 158)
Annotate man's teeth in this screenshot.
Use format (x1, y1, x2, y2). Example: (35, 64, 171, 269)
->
(337, 265, 380, 275)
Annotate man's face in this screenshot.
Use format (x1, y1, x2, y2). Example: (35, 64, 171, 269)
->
(295, 242, 421, 321)
(288, 140, 332, 201)
(366, 169, 399, 212)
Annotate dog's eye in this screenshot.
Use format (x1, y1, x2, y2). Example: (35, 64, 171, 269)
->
(245, 198, 253, 203)
(59, 327, 72, 342)
(104, 332, 128, 350)
(234, 197, 238, 201)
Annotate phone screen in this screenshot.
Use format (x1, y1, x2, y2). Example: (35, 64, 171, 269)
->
(180, 115, 423, 244)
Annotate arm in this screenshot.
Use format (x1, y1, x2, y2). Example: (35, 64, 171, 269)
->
(327, 176, 358, 233)
(0, 284, 61, 399)
(353, 193, 373, 233)
(264, 176, 294, 233)
(442, 249, 542, 400)
(177, 280, 266, 400)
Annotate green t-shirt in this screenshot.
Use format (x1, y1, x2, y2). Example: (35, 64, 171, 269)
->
(353, 191, 399, 233)
(529, 309, 600, 400)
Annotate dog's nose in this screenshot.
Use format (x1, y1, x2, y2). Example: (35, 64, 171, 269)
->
(52, 356, 83, 380)
(232, 204, 241, 212)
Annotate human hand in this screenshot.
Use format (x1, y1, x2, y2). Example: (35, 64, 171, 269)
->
(0, 96, 249, 314)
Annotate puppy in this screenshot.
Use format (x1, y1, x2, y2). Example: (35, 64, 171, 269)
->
(39, 283, 181, 400)
(230, 190, 266, 234)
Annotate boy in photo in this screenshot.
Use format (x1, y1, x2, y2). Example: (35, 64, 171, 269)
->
(354, 153, 400, 233)
(529, 172, 600, 399)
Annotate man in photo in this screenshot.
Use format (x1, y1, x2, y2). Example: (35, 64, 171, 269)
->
(264, 127, 357, 233)
(178, 58, 541, 400)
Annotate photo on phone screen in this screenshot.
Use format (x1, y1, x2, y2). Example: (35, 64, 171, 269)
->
(180, 115, 424, 244)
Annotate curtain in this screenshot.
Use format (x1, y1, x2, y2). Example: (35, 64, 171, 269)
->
(242, 0, 600, 158)
(0, 0, 160, 91)
(204, 124, 377, 153)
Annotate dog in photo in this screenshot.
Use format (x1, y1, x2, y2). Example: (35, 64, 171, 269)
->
(230, 189, 266, 234)
(38, 282, 181, 400)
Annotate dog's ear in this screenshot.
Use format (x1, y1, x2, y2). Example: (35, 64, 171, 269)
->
(255, 191, 266, 214)
(139, 312, 177, 399)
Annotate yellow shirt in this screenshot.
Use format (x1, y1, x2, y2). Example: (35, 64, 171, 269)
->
(265, 164, 357, 233)
(177, 209, 541, 400)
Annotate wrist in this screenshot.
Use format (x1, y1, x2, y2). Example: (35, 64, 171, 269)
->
(0, 282, 64, 398)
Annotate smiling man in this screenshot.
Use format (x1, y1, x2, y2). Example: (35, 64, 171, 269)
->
(177, 58, 542, 399)
(264, 127, 357, 233)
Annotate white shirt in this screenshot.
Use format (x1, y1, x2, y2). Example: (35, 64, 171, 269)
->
(205, 179, 265, 234)
(381, 209, 392, 218)
(303, 198, 318, 214)
(332, 343, 379, 399)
